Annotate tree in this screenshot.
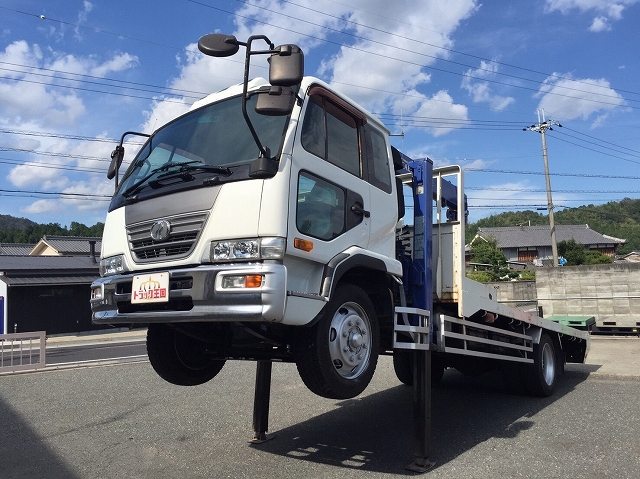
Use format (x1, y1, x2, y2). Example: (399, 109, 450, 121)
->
(468, 237, 517, 281)
(557, 239, 612, 265)
(557, 239, 585, 266)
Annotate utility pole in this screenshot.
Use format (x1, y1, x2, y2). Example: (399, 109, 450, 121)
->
(524, 110, 561, 267)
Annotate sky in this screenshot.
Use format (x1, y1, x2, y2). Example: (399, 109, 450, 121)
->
(1, 0, 639, 228)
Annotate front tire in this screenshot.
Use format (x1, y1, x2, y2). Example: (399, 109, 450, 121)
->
(295, 284, 379, 399)
(147, 324, 226, 386)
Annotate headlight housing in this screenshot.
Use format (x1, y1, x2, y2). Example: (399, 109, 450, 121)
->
(210, 237, 285, 262)
(99, 254, 129, 277)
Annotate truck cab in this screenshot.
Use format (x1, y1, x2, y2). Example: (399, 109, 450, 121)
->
(91, 35, 403, 399)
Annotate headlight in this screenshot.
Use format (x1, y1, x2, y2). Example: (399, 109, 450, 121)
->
(99, 254, 129, 277)
(210, 237, 285, 262)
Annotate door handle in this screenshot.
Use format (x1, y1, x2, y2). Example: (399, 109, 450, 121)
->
(351, 204, 370, 218)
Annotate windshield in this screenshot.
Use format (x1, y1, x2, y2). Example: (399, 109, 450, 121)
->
(112, 93, 289, 207)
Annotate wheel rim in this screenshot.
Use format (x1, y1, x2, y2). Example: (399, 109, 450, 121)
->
(173, 331, 210, 371)
(327, 302, 372, 379)
(541, 342, 556, 386)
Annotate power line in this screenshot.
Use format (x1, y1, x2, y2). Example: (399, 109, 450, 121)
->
(0, 158, 103, 174)
(0, 146, 107, 162)
(186, 0, 638, 110)
(548, 131, 640, 166)
(465, 168, 640, 180)
(0, 188, 111, 200)
(270, 0, 640, 100)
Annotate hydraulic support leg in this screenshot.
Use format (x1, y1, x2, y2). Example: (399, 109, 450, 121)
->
(249, 360, 275, 444)
(406, 349, 435, 473)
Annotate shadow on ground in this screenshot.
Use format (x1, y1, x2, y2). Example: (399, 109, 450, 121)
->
(0, 396, 82, 479)
(253, 368, 593, 474)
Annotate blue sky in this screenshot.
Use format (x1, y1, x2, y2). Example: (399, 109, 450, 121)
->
(1, 0, 639, 227)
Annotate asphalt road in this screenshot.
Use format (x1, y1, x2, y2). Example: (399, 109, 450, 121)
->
(1, 342, 639, 479)
(45, 341, 146, 366)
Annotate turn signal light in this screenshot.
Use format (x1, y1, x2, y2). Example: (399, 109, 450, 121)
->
(294, 238, 313, 252)
(244, 275, 263, 288)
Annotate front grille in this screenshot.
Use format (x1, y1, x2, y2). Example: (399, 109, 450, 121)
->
(127, 212, 208, 262)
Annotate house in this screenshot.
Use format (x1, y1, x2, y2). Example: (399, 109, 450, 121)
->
(618, 251, 640, 263)
(470, 224, 625, 264)
(0, 235, 102, 334)
(29, 235, 101, 258)
(0, 255, 100, 335)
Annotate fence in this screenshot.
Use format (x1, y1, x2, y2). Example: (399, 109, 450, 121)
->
(0, 331, 46, 373)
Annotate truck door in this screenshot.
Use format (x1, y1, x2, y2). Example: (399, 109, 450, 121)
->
(286, 87, 372, 284)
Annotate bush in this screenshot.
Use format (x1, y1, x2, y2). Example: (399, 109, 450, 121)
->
(466, 271, 494, 283)
(584, 250, 612, 264)
(519, 270, 536, 281)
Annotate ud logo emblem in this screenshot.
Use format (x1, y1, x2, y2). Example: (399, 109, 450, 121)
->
(150, 220, 171, 242)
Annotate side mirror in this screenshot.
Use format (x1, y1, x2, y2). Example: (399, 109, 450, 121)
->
(255, 86, 297, 116)
(269, 45, 304, 86)
(198, 33, 240, 57)
(107, 146, 124, 180)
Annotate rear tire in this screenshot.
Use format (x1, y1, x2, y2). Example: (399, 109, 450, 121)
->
(393, 350, 413, 386)
(522, 332, 558, 397)
(295, 284, 379, 399)
(147, 324, 226, 386)
(393, 350, 445, 386)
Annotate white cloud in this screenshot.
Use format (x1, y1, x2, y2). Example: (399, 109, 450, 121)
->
(142, 1, 479, 139)
(0, 41, 138, 127)
(393, 89, 469, 137)
(461, 60, 515, 111)
(7, 155, 69, 188)
(544, 0, 639, 31)
(318, 1, 478, 113)
(589, 16, 611, 31)
(21, 199, 59, 215)
(535, 73, 625, 124)
(75, 1, 94, 41)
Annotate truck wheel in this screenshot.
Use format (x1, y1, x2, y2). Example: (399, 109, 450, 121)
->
(393, 350, 413, 386)
(522, 332, 557, 397)
(147, 324, 225, 386)
(295, 284, 379, 399)
(393, 350, 445, 386)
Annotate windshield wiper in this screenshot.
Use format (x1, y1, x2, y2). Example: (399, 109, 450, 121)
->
(155, 163, 232, 180)
(121, 161, 231, 198)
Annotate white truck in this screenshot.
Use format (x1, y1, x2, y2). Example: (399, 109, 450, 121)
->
(90, 33, 589, 409)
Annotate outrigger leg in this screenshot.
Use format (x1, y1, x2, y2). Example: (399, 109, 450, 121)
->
(406, 349, 435, 473)
(248, 360, 276, 444)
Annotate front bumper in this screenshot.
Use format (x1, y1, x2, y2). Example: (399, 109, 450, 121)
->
(90, 262, 286, 325)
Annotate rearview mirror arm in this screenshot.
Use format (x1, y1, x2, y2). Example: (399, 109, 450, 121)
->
(108, 131, 150, 192)
(241, 35, 276, 160)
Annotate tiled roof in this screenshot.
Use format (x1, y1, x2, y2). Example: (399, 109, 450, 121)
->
(35, 235, 101, 255)
(476, 225, 626, 248)
(0, 243, 36, 255)
(0, 255, 99, 274)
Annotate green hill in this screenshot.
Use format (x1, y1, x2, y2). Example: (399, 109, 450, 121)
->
(466, 198, 640, 254)
(0, 215, 104, 244)
(0, 214, 38, 231)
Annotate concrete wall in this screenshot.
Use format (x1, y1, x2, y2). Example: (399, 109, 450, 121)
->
(484, 280, 538, 313)
(535, 263, 640, 329)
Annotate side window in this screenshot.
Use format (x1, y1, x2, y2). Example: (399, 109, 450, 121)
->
(297, 172, 346, 241)
(367, 128, 392, 193)
(300, 98, 325, 159)
(301, 95, 360, 177)
(325, 102, 360, 176)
